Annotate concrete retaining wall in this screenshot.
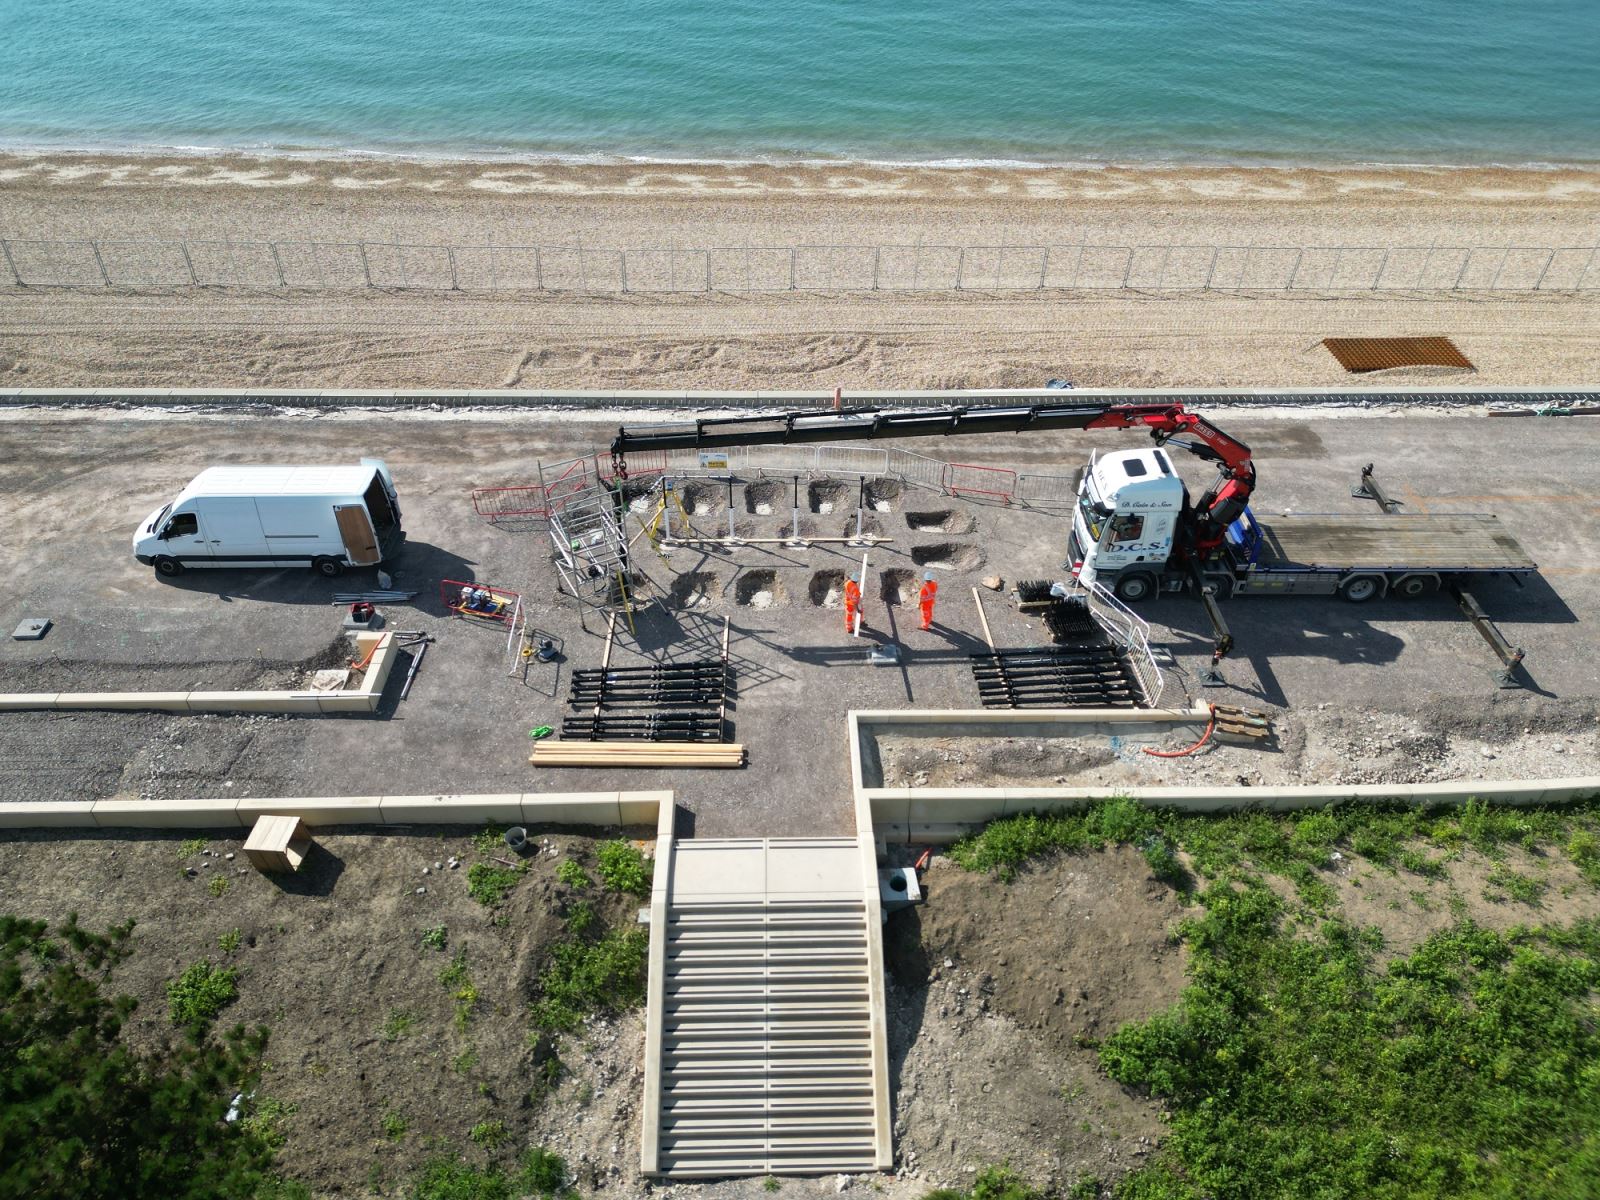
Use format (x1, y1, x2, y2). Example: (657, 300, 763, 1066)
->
(848, 710, 1600, 846)
(0, 790, 671, 831)
(0, 633, 397, 716)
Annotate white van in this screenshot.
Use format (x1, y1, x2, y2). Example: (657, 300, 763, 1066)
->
(133, 459, 403, 578)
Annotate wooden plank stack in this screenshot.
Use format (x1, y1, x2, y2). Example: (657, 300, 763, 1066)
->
(530, 740, 746, 768)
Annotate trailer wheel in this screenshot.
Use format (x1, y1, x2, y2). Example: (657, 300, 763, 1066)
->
(313, 557, 345, 578)
(152, 556, 183, 578)
(1393, 574, 1437, 599)
(1114, 572, 1157, 604)
(1339, 574, 1383, 603)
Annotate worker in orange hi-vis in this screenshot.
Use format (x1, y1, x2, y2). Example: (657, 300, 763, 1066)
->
(919, 571, 939, 631)
(842, 576, 863, 634)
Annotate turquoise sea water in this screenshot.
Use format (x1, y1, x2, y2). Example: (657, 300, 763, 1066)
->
(1, 0, 1597, 165)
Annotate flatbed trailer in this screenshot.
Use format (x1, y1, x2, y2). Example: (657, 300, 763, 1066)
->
(1216, 510, 1537, 599)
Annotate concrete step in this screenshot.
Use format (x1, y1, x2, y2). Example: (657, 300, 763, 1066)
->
(643, 837, 890, 1178)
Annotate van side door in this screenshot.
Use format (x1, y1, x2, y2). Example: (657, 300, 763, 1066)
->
(199, 498, 271, 561)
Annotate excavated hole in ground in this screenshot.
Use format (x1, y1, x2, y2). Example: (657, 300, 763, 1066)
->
(880, 568, 918, 606)
(809, 569, 847, 608)
(808, 479, 851, 514)
(668, 571, 720, 610)
(734, 568, 787, 608)
(843, 513, 884, 539)
(911, 542, 985, 570)
(906, 508, 977, 534)
(744, 479, 787, 515)
(678, 480, 725, 515)
(865, 476, 903, 511)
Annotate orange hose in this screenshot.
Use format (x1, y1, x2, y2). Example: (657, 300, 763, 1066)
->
(1142, 708, 1216, 758)
(349, 635, 384, 672)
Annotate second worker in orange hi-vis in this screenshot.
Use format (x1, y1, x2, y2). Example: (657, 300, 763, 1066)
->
(918, 571, 938, 630)
(843, 576, 863, 634)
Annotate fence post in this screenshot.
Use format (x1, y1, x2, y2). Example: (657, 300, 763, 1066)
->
(1287, 248, 1304, 290)
(447, 246, 459, 290)
(1373, 248, 1390, 290)
(395, 241, 409, 289)
(955, 247, 965, 290)
(1202, 246, 1218, 291)
(1452, 249, 1471, 290)
(1578, 245, 1599, 290)
(359, 243, 373, 287)
(789, 247, 797, 290)
(269, 241, 287, 287)
(1488, 248, 1510, 291)
(179, 241, 197, 285)
(1038, 246, 1049, 289)
(90, 240, 111, 286)
(619, 250, 628, 293)
(1121, 247, 1133, 289)
(1530, 249, 1555, 291)
(872, 246, 881, 291)
(0, 239, 20, 286)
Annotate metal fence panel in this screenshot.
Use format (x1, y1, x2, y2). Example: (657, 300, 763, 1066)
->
(3, 236, 1596, 293)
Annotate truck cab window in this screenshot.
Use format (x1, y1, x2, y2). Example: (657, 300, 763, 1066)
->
(1110, 513, 1145, 543)
(164, 513, 198, 538)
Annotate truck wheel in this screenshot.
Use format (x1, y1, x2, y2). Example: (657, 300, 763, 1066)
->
(1339, 574, 1383, 603)
(313, 557, 345, 578)
(1394, 574, 1436, 599)
(1114, 572, 1157, 604)
(153, 556, 183, 578)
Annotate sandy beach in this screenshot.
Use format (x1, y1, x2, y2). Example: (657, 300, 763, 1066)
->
(3, 151, 1599, 390)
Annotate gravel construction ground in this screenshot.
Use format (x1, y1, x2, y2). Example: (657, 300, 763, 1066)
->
(1, 404, 1598, 822)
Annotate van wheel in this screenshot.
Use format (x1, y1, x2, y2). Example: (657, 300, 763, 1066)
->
(1114, 572, 1157, 604)
(1340, 574, 1383, 603)
(313, 557, 345, 578)
(153, 556, 183, 577)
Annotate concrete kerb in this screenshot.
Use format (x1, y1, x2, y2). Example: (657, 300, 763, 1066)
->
(639, 793, 676, 1175)
(4, 384, 1599, 412)
(847, 709, 1600, 845)
(0, 791, 670, 832)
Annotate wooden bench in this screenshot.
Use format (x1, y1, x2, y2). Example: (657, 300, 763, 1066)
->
(243, 815, 312, 873)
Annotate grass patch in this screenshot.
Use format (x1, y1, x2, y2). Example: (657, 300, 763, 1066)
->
(1097, 881, 1600, 1199)
(207, 874, 230, 898)
(556, 859, 592, 889)
(951, 798, 1600, 910)
(382, 1110, 408, 1141)
(421, 924, 448, 952)
(438, 949, 480, 1031)
(237, 1096, 295, 1151)
(466, 862, 525, 907)
(532, 926, 648, 1033)
(467, 1119, 507, 1148)
(381, 1009, 417, 1042)
(218, 927, 242, 954)
(564, 900, 596, 937)
(1486, 862, 1547, 905)
(471, 823, 508, 856)
(178, 837, 207, 858)
(165, 960, 238, 1032)
(596, 839, 653, 898)
(408, 1147, 573, 1200)
(919, 1165, 1044, 1199)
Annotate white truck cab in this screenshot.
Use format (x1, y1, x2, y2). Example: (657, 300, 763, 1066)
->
(133, 459, 402, 579)
(1069, 447, 1185, 601)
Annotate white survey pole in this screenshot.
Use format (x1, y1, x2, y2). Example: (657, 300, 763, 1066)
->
(854, 549, 869, 637)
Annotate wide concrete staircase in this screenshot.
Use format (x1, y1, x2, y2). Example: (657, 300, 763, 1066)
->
(642, 836, 892, 1178)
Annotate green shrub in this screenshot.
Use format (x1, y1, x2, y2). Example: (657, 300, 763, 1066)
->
(218, 928, 242, 954)
(382, 1110, 408, 1141)
(178, 838, 207, 858)
(421, 925, 448, 952)
(408, 1156, 513, 1200)
(466, 862, 524, 907)
(596, 840, 652, 897)
(471, 824, 507, 856)
(381, 1009, 416, 1042)
(166, 960, 238, 1031)
(517, 1146, 569, 1195)
(1566, 829, 1600, 885)
(556, 859, 592, 889)
(564, 900, 596, 936)
(468, 1119, 506, 1148)
(532, 927, 648, 1032)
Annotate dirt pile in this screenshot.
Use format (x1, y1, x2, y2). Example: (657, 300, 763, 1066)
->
(884, 848, 1186, 1192)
